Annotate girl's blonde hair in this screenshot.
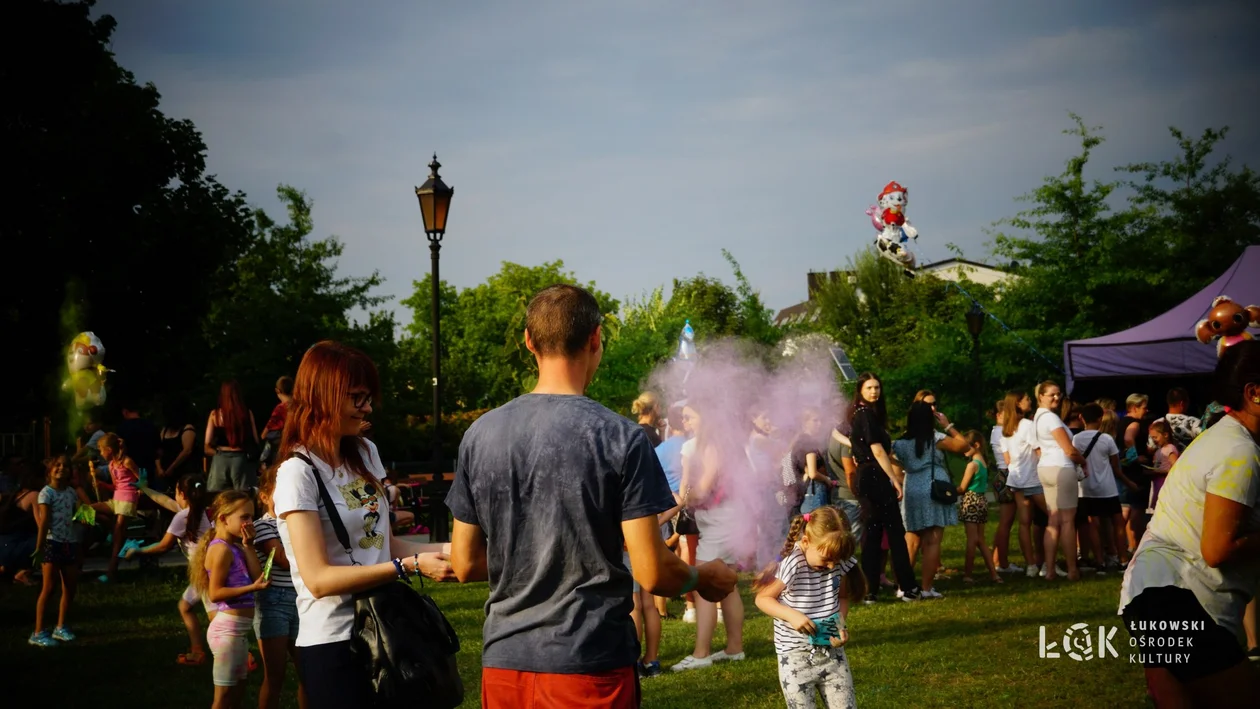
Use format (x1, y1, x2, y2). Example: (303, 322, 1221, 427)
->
(1099, 409, 1119, 438)
(188, 490, 253, 594)
(631, 392, 659, 417)
(754, 506, 868, 602)
(99, 432, 126, 460)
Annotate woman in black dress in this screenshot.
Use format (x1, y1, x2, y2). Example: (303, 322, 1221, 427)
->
(850, 372, 921, 602)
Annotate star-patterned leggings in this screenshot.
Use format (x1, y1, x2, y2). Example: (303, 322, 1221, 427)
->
(777, 646, 856, 709)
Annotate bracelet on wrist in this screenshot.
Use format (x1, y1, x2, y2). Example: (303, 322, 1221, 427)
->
(680, 565, 700, 595)
(413, 553, 421, 577)
(391, 557, 407, 580)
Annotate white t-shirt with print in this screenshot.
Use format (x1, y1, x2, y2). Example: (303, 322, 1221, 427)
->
(1118, 415, 1260, 636)
(1072, 430, 1120, 498)
(1000, 419, 1037, 488)
(1031, 408, 1074, 468)
(274, 440, 391, 647)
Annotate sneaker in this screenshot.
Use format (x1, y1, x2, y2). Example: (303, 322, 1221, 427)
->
(1078, 559, 1097, 572)
(710, 650, 746, 662)
(895, 588, 904, 599)
(28, 631, 58, 648)
(1038, 564, 1068, 578)
(638, 660, 663, 678)
(51, 626, 76, 642)
(900, 588, 921, 602)
(1246, 647, 1260, 662)
(862, 594, 878, 606)
(1026, 564, 1040, 578)
(920, 589, 944, 600)
(998, 564, 1024, 574)
(682, 608, 697, 624)
(671, 655, 713, 672)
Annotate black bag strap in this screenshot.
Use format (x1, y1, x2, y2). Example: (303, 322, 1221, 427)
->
(1081, 431, 1103, 459)
(293, 452, 358, 566)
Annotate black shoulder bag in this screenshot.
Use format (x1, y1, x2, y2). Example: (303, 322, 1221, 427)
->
(295, 453, 464, 709)
(928, 447, 958, 505)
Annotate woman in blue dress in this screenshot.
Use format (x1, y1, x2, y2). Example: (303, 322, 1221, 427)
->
(892, 401, 971, 599)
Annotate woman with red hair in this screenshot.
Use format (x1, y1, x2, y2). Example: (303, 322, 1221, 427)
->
(272, 340, 454, 709)
(205, 380, 260, 493)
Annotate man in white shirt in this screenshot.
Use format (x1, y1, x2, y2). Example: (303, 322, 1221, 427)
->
(1074, 404, 1130, 573)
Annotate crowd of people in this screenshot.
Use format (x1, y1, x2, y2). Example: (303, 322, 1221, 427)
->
(1, 283, 1257, 708)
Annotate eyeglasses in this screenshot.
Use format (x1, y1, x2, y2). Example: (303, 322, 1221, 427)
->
(348, 392, 373, 409)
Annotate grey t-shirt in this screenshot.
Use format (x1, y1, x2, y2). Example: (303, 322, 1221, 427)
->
(825, 433, 858, 502)
(446, 394, 675, 674)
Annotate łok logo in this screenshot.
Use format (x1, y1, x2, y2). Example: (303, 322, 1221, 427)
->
(1040, 623, 1119, 661)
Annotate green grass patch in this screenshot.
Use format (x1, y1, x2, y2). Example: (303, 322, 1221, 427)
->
(0, 531, 1146, 708)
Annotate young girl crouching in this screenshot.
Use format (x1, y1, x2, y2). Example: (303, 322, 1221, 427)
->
(190, 490, 270, 708)
(755, 506, 867, 709)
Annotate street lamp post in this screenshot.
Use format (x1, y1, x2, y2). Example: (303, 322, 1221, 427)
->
(415, 154, 454, 471)
(965, 302, 986, 425)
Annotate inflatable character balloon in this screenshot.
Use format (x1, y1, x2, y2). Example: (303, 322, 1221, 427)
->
(865, 181, 919, 277)
(1196, 295, 1260, 357)
(64, 331, 109, 407)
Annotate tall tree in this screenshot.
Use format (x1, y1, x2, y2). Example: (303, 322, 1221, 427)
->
(399, 261, 619, 413)
(989, 113, 1142, 349)
(3, 0, 254, 432)
(201, 186, 388, 420)
(1118, 126, 1260, 308)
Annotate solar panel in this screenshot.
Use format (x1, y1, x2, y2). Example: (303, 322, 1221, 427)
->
(829, 347, 858, 381)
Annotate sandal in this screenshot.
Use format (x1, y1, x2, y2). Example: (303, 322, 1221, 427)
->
(961, 576, 975, 584)
(991, 576, 1005, 584)
(177, 652, 206, 666)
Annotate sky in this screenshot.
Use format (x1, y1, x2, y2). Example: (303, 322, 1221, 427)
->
(95, 0, 1260, 327)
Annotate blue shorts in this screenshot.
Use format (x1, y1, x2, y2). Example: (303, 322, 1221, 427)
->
(253, 585, 300, 641)
(1009, 484, 1045, 498)
(622, 551, 640, 593)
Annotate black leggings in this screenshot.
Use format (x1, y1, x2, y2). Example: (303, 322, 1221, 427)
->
(299, 640, 374, 709)
(859, 465, 919, 596)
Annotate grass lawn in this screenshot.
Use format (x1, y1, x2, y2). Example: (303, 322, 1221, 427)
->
(0, 529, 1147, 708)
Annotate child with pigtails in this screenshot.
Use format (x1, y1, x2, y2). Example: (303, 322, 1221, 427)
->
(755, 506, 866, 709)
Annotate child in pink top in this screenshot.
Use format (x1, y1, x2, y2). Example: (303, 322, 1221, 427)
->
(90, 433, 140, 582)
(1145, 421, 1180, 515)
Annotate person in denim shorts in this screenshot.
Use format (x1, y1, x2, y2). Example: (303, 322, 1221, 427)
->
(254, 469, 305, 709)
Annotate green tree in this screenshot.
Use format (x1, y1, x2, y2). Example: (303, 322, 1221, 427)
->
(201, 185, 389, 423)
(399, 261, 619, 413)
(1118, 126, 1260, 309)
(4, 0, 254, 433)
(989, 114, 1144, 348)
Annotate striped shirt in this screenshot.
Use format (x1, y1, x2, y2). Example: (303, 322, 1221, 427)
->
(772, 547, 858, 653)
(253, 515, 292, 588)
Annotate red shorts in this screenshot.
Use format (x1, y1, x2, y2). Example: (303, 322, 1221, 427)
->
(481, 666, 640, 709)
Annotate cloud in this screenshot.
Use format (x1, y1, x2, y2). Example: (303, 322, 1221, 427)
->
(94, 0, 1260, 321)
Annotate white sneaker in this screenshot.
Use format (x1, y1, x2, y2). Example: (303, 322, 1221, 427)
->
(682, 608, 696, 624)
(710, 650, 745, 662)
(895, 588, 904, 599)
(671, 655, 713, 672)
(998, 564, 1024, 574)
(1026, 564, 1041, 578)
(1039, 564, 1067, 578)
(920, 589, 944, 600)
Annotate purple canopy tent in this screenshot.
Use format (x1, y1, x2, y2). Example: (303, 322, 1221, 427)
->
(1064, 245, 1260, 393)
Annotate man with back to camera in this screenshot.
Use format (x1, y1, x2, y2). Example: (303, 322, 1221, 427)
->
(447, 284, 737, 708)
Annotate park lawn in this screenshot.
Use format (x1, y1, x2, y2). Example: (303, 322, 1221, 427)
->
(0, 531, 1146, 708)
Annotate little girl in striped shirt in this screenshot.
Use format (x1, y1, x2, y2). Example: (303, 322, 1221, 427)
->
(755, 506, 867, 709)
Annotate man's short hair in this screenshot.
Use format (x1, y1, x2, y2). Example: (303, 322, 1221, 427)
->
(1166, 387, 1188, 407)
(276, 375, 294, 395)
(666, 402, 686, 431)
(525, 284, 603, 357)
(1082, 402, 1104, 425)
